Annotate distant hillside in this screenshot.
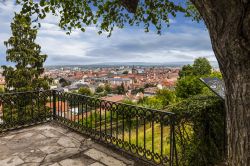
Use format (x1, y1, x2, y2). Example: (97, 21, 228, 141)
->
(45, 61, 219, 69)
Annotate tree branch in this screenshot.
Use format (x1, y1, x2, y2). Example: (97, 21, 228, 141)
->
(121, 0, 139, 13)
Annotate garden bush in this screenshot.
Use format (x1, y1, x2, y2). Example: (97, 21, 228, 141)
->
(167, 95, 225, 166)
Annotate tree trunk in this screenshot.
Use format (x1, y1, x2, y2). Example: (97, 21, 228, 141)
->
(224, 63, 250, 166)
(190, 0, 250, 165)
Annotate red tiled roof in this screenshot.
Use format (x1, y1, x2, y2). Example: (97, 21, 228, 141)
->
(46, 101, 69, 112)
(101, 95, 125, 102)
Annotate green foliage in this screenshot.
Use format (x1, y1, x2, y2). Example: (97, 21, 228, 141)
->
(179, 64, 193, 78)
(95, 86, 104, 93)
(156, 88, 177, 105)
(122, 99, 135, 105)
(179, 57, 212, 78)
(2, 13, 49, 92)
(122, 70, 129, 74)
(78, 93, 225, 166)
(0, 87, 4, 93)
(18, 0, 201, 36)
(131, 87, 144, 94)
(59, 78, 71, 87)
(176, 76, 204, 98)
(78, 87, 92, 96)
(3, 103, 51, 125)
(144, 83, 156, 88)
(210, 71, 223, 79)
(193, 57, 212, 76)
(138, 96, 164, 110)
(138, 88, 177, 109)
(184, 1, 202, 22)
(168, 95, 225, 166)
(89, 85, 109, 97)
(115, 83, 125, 94)
(1, 13, 50, 126)
(176, 58, 216, 99)
(1, 92, 52, 128)
(104, 84, 112, 94)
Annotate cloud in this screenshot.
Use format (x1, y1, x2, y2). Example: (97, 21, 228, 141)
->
(0, 2, 216, 66)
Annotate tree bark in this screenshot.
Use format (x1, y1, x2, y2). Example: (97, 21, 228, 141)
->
(190, 0, 250, 165)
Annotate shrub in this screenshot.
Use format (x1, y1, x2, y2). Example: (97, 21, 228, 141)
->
(167, 95, 225, 166)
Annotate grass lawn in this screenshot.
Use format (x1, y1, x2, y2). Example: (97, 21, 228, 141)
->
(122, 123, 171, 157)
(0, 85, 4, 92)
(77, 109, 172, 158)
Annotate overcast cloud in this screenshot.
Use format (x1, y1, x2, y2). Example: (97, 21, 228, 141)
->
(0, 1, 216, 66)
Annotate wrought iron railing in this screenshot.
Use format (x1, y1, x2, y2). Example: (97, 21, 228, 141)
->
(0, 90, 53, 130)
(0, 90, 177, 166)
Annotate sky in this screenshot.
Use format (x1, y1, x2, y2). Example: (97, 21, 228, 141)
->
(0, 1, 217, 66)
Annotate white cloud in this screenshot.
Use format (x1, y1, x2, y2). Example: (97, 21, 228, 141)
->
(0, 2, 216, 66)
(0, 1, 17, 15)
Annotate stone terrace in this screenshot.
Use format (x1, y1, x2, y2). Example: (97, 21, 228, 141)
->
(0, 123, 135, 166)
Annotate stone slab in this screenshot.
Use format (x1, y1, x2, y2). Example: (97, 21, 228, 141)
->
(89, 162, 105, 166)
(0, 156, 24, 166)
(84, 148, 126, 166)
(0, 123, 134, 166)
(59, 159, 86, 166)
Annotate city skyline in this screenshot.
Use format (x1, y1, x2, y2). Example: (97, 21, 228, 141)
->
(0, 1, 216, 66)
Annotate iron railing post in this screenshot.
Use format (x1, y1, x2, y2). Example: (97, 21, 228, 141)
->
(170, 114, 176, 166)
(52, 90, 57, 120)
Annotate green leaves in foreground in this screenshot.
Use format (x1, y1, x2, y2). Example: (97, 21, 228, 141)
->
(17, 0, 201, 36)
(168, 95, 225, 166)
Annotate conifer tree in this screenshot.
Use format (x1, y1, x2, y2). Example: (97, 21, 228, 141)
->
(2, 13, 49, 92)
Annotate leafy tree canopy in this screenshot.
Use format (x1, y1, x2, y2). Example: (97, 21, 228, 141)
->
(78, 87, 92, 96)
(176, 76, 204, 98)
(59, 78, 71, 87)
(179, 64, 193, 78)
(179, 57, 212, 78)
(138, 88, 177, 109)
(176, 57, 214, 98)
(104, 84, 112, 93)
(17, 0, 201, 36)
(132, 87, 144, 94)
(209, 71, 222, 79)
(192, 57, 212, 76)
(95, 86, 104, 93)
(138, 96, 164, 110)
(156, 88, 177, 105)
(115, 83, 126, 94)
(122, 70, 129, 74)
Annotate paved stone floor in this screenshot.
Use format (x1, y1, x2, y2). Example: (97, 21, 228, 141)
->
(0, 123, 135, 166)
